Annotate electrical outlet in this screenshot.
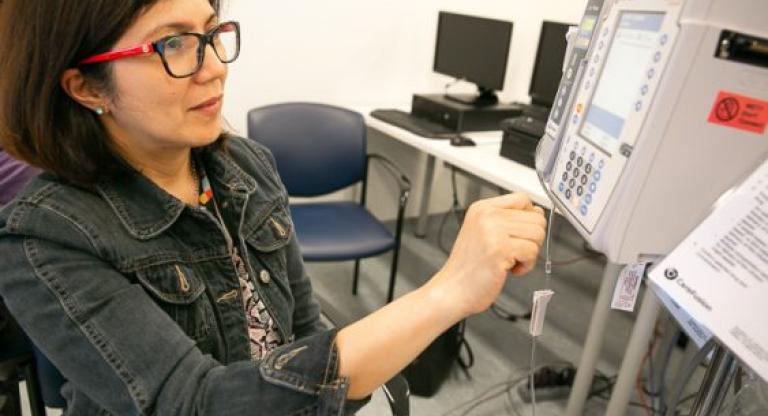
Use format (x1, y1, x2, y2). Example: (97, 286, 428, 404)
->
(517, 364, 577, 403)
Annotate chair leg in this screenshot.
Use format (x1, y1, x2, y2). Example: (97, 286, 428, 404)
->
(386, 247, 401, 303)
(352, 260, 361, 295)
(21, 362, 45, 416)
(382, 374, 410, 416)
(387, 199, 408, 303)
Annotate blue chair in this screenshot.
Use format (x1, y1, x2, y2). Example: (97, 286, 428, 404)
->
(247, 103, 411, 303)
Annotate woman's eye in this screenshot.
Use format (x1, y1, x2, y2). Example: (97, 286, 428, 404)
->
(164, 36, 185, 51)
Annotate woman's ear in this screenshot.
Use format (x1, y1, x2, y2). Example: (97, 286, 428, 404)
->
(60, 68, 110, 114)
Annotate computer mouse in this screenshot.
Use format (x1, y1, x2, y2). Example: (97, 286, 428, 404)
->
(450, 135, 476, 147)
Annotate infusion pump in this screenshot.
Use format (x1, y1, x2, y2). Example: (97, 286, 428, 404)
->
(536, 0, 768, 264)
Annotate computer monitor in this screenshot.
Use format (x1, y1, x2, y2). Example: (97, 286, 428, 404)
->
(433, 11, 513, 107)
(529, 21, 572, 107)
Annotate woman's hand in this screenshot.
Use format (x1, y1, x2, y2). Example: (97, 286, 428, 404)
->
(427, 193, 547, 318)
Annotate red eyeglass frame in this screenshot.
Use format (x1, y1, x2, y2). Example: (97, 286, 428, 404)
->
(79, 43, 156, 66)
(77, 21, 240, 75)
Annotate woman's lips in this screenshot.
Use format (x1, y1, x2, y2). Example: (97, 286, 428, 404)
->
(191, 96, 222, 114)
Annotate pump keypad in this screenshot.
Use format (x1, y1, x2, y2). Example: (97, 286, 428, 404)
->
(558, 143, 605, 218)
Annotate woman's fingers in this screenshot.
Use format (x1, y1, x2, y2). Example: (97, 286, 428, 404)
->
(505, 222, 547, 246)
(483, 193, 534, 211)
(505, 208, 547, 226)
(504, 238, 540, 272)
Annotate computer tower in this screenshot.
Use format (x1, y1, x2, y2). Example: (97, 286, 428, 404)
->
(411, 94, 523, 132)
(401, 321, 466, 396)
(499, 116, 547, 168)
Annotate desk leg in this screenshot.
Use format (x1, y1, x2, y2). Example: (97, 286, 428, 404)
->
(465, 181, 482, 205)
(565, 262, 623, 416)
(415, 155, 436, 238)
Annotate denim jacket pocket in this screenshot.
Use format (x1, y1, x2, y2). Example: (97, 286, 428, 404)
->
(244, 203, 293, 288)
(134, 263, 213, 342)
(244, 202, 293, 253)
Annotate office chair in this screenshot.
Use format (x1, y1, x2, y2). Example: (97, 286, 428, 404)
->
(0, 305, 47, 416)
(247, 102, 411, 303)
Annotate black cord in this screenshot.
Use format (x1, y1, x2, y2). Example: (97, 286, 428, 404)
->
(456, 320, 475, 377)
(489, 303, 531, 322)
(589, 372, 666, 415)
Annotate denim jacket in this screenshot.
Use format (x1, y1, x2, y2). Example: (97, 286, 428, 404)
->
(0, 137, 365, 415)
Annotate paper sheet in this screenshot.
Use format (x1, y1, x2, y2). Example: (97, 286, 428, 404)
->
(649, 158, 768, 381)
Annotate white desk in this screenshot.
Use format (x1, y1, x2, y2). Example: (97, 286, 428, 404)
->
(364, 112, 551, 237)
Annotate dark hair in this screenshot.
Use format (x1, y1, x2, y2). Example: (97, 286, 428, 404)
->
(0, 0, 222, 186)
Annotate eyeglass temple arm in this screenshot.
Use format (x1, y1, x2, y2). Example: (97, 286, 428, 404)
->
(79, 43, 155, 66)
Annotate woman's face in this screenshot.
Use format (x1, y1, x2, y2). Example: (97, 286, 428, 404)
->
(103, 0, 227, 153)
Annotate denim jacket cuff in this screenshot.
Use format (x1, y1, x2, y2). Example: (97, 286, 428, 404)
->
(260, 328, 370, 415)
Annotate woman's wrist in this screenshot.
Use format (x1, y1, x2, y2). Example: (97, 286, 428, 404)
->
(420, 269, 472, 325)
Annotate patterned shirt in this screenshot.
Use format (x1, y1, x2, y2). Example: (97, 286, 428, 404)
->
(197, 160, 282, 360)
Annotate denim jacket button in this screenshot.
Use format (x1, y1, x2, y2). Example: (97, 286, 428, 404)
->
(259, 269, 271, 284)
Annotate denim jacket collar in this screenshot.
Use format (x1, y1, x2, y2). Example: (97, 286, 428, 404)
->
(96, 145, 259, 240)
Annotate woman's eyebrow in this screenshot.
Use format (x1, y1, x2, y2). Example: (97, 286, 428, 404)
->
(144, 13, 218, 39)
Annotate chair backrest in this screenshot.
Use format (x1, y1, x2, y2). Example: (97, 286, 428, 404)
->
(247, 102, 367, 197)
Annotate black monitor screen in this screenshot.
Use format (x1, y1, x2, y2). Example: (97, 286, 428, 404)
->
(529, 21, 571, 107)
(433, 12, 513, 91)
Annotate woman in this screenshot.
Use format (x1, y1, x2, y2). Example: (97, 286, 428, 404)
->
(0, 0, 547, 415)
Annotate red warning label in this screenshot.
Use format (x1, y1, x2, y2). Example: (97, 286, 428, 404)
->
(707, 91, 768, 135)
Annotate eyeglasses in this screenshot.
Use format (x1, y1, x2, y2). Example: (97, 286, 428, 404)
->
(79, 21, 240, 78)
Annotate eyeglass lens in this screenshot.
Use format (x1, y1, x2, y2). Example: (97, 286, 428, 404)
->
(161, 22, 239, 77)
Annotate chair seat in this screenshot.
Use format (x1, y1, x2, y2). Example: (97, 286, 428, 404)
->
(291, 202, 395, 262)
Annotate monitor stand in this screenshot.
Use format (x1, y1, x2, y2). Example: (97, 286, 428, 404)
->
(444, 86, 499, 107)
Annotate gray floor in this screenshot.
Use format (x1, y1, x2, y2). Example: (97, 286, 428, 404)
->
(307, 212, 654, 416)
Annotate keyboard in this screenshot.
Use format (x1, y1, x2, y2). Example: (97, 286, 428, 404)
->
(370, 109, 456, 138)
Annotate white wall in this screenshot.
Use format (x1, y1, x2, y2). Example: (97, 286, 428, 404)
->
(221, 0, 586, 219)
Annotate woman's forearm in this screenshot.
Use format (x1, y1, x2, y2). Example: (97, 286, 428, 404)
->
(336, 194, 546, 400)
(335, 276, 461, 399)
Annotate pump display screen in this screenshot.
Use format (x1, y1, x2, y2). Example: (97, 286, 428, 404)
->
(581, 12, 665, 155)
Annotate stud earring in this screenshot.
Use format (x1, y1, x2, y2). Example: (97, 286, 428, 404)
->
(94, 107, 105, 116)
